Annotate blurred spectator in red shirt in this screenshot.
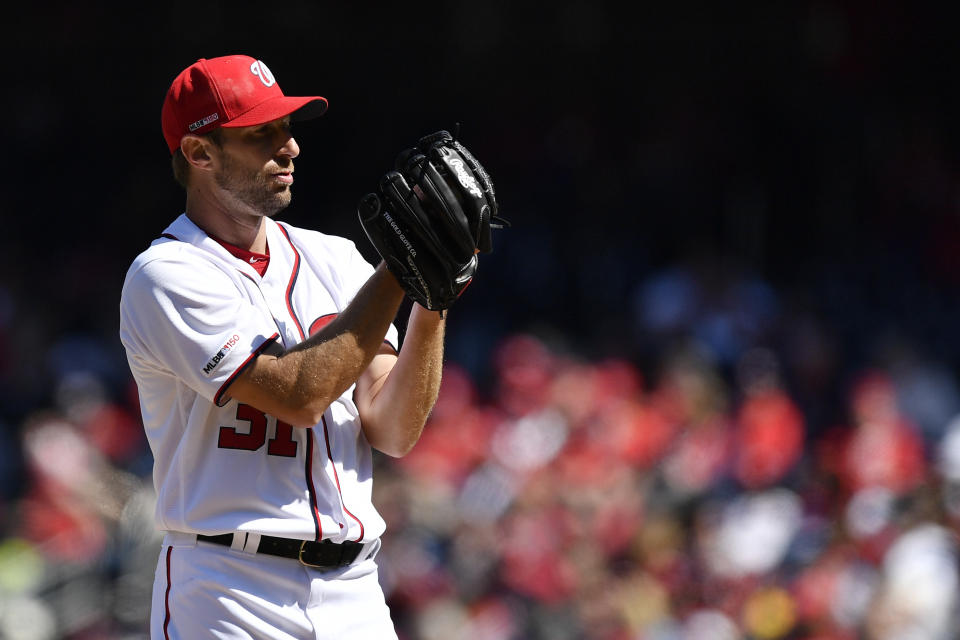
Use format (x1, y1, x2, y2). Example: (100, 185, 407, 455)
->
(841, 371, 926, 496)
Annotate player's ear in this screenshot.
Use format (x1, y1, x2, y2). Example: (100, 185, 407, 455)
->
(180, 134, 216, 171)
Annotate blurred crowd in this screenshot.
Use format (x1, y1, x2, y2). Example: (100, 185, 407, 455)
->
(376, 264, 960, 640)
(2, 254, 960, 639)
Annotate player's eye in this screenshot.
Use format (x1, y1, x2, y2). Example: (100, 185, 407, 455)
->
(256, 120, 292, 137)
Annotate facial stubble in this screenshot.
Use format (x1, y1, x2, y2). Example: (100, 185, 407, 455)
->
(215, 152, 292, 218)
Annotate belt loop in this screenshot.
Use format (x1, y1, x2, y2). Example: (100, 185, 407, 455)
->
(229, 532, 247, 552)
(244, 533, 261, 554)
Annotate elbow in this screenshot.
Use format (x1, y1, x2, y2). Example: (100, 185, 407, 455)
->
(376, 438, 418, 459)
(364, 422, 423, 458)
(279, 399, 333, 429)
(277, 375, 350, 428)
(286, 412, 323, 429)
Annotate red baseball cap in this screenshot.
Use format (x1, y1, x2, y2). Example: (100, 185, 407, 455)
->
(161, 55, 328, 154)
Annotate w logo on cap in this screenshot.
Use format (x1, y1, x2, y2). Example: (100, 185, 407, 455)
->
(162, 54, 327, 154)
(250, 60, 276, 87)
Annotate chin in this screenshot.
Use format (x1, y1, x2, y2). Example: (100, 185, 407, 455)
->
(266, 195, 292, 217)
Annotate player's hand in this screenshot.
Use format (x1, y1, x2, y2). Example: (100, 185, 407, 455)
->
(358, 130, 508, 311)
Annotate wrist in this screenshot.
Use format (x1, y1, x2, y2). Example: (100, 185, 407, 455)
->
(375, 261, 405, 296)
(410, 302, 447, 325)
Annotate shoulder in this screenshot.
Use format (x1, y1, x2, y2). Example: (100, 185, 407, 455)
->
(124, 238, 204, 278)
(121, 238, 232, 299)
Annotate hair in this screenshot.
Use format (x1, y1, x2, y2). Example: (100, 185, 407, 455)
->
(171, 128, 225, 190)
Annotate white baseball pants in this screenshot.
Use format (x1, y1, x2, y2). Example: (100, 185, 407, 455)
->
(150, 533, 398, 640)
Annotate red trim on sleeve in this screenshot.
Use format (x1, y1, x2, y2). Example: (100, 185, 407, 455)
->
(214, 333, 280, 407)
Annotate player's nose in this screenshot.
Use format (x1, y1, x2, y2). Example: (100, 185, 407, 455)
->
(278, 136, 300, 159)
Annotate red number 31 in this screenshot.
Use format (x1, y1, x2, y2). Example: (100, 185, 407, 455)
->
(218, 403, 298, 457)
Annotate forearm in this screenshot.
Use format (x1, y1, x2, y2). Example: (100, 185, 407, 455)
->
(230, 263, 405, 427)
(358, 304, 446, 457)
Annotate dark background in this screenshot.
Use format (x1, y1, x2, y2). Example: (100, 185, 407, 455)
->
(3, 2, 960, 638)
(4, 1, 960, 420)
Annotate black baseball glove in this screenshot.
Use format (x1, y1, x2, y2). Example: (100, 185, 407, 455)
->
(358, 130, 508, 311)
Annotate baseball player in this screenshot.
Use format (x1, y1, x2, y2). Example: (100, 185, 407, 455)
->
(118, 54, 501, 639)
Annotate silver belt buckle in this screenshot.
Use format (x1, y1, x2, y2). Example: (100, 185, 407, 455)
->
(298, 540, 325, 569)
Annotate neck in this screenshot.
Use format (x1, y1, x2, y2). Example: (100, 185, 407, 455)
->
(185, 189, 269, 253)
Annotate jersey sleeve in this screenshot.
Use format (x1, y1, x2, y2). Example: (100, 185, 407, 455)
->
(120, 256, 280, 406)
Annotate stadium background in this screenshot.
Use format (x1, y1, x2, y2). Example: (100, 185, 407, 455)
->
(3, 2, 960, 638)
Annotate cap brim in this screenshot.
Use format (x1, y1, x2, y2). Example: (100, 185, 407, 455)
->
(222, 96, 328, 128)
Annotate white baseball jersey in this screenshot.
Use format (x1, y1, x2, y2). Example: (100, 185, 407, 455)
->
(119, 214, 398, 544)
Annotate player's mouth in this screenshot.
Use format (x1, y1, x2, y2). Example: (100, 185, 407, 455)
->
(272, 171, 294, 185)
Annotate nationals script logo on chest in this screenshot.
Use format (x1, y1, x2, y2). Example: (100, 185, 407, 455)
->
(250, 60, 276, 87)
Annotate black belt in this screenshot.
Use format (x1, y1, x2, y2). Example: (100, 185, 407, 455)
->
(197, 533, 365, 569)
